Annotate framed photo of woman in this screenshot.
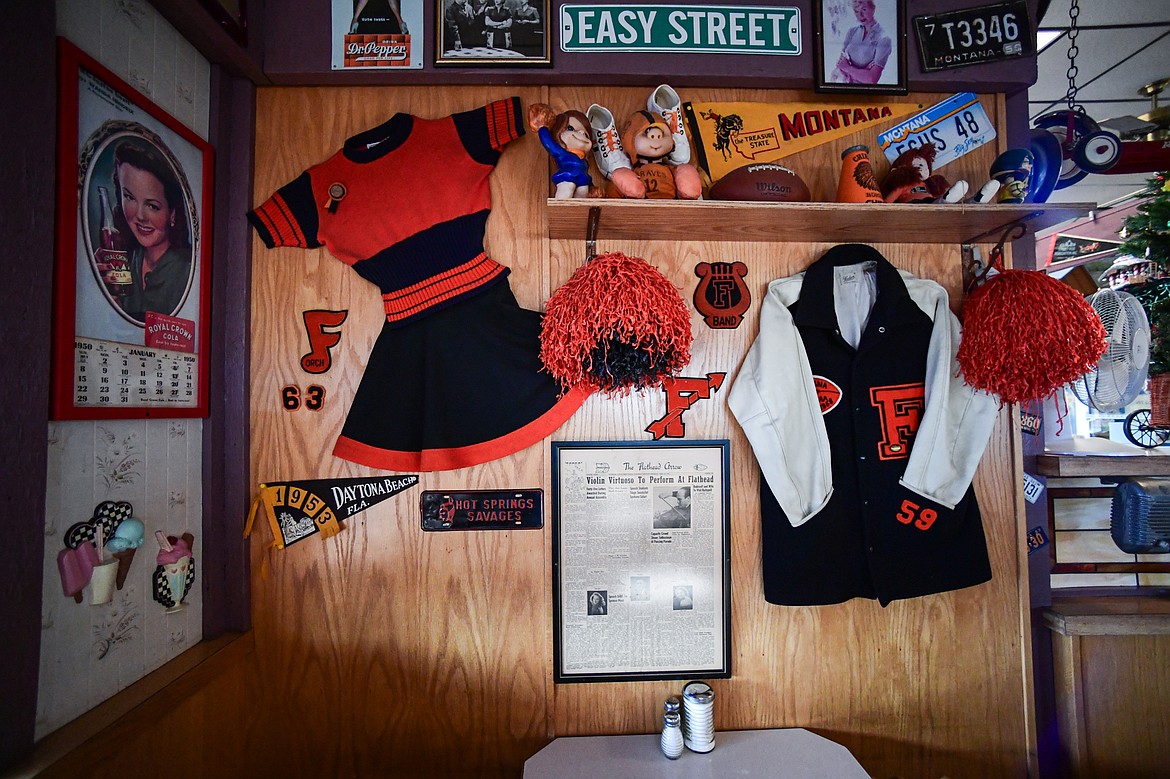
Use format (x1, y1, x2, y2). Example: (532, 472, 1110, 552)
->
(815, 0, 907, 94)
(436, 0, 551, 66)
(52, 39, 213, 419)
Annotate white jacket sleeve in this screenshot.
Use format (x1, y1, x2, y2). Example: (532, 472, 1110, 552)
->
(727, 275, 834, 527)
(900, 276, 999, 508)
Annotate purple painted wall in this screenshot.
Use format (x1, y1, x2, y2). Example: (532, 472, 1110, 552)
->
(0, 2, 258, 767)
(259, 0, 1039, 90)
(0, 3, 55, 770)
(201, 67, 256, 637)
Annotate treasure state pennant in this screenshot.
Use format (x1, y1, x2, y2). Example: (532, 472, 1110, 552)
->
(683, 100, 922, 183)
(245, 475, 420, 550)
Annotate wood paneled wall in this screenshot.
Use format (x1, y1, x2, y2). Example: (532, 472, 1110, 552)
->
(242, 85, 1035, 778)
(1051, 632, 1170, 777)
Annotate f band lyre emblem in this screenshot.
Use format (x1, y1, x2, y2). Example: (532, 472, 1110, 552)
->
(694, 261, 750, 329)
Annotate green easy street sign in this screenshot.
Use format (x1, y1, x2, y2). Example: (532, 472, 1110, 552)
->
(560, 5, 801, 54)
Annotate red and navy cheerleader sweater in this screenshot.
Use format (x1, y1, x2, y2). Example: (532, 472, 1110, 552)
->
(249, 98, 589, 471)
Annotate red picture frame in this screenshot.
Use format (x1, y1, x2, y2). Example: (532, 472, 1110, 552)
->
(52, 39, 214, 419)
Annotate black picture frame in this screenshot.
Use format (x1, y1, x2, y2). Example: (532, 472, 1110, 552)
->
(436, 0, 551, 66)
(814, 0, 907, 94)
(552, 440, 732, 684)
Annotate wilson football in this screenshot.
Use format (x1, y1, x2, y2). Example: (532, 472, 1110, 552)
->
(708, 162, 812, 202)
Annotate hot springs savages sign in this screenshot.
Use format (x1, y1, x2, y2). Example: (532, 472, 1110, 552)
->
(684, 100, 923, 183)
(560, 5, 800, 54)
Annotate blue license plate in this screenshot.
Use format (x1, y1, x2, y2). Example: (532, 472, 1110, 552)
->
(876, 92, 996, 167)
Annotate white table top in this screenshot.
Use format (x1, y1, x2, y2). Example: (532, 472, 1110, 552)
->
(524, 728, 871, 778)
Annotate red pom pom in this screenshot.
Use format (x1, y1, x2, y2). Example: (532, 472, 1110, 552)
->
(540, 252, 693, 395)
(958, 269, 1107, 404)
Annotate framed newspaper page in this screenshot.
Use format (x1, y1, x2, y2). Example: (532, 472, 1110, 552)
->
(552, 440, 731, 684)
(52, 39, 213, 419)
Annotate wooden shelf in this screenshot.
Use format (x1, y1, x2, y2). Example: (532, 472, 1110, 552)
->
(547, 199, 1095, 245)
(1036, 453, 1170, 478)
(1042, 591, 1170, 636)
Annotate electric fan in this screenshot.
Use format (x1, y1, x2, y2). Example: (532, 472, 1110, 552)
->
(1111, 478, 1170, 554)
(1067, 289, 1151, 412)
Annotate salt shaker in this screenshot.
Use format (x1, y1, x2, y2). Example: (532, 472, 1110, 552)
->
(660, 697, 684, 759)
(682, 681, 715, 753)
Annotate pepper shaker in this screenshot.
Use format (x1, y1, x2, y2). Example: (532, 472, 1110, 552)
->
(660, 697, 684, 759)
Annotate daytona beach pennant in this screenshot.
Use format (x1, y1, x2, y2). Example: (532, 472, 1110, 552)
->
(683, 100, 922, 183)
(245, 475, 420, 550)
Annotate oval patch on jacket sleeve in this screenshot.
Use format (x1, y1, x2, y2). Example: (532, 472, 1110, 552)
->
(814, 376, 842, 414)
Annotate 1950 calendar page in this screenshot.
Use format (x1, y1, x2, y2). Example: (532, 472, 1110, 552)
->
(52, 41, 212, 419)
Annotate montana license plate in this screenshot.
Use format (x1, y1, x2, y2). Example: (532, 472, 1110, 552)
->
(914, 2, 1032, 72)
(876, 92, 996, 167)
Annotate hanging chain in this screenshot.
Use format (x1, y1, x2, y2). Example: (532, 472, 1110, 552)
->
(1063, 0, 1085, 114)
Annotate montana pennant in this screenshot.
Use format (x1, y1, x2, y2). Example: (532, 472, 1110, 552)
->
(684, 100, 922, 182)
(245, 475, 420, 550)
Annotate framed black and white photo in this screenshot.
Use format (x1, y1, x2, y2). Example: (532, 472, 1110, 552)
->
(436, 0, 551, 66)
(814, 0, 907, 94)
(552, 440, 731, 684)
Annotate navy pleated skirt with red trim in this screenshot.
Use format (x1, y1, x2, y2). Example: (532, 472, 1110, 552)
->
(333, 281, 591, 472)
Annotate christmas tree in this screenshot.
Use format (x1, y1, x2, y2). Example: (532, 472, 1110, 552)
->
(1119, 172, 1170, 266)
(1117, 172, 1170, 320)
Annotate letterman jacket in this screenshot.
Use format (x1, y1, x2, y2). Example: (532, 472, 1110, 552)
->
(728, 244, 999, 606)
